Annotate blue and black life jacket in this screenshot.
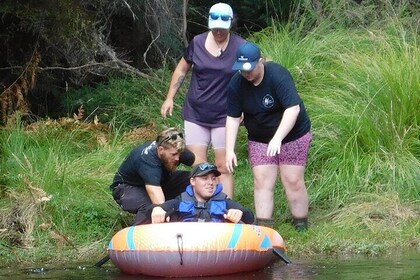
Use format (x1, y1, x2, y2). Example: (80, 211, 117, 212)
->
(178, 183, 227, 222)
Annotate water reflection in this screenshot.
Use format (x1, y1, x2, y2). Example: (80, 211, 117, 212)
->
(1, 250, 419, 280)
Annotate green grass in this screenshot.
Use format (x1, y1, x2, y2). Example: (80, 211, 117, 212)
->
(0, 0, 419, 265)
(252, 18, 419, 205)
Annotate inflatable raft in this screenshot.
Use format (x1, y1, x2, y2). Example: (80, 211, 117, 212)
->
(108, 222, 286, 277)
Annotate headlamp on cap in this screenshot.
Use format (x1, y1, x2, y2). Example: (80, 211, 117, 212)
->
(232, 42, 261, 72)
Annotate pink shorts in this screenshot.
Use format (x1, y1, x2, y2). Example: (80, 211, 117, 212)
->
(184, 121, 226, 149)
(248, 132, 312, 167)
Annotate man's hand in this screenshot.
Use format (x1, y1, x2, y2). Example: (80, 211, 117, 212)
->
(223, 209, 243, 223)
(151, 207, 170, 224)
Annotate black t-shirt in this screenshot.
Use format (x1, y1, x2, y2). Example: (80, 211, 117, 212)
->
(227, 62, 311, 144)
(111, 141, 195, 189)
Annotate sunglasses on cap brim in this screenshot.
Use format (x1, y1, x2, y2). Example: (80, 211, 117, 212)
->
(209, 12, 232, 21)
(198, 162, 217, 171)
(158, 132, 183, 146)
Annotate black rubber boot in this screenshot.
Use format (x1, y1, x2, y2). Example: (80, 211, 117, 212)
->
(256, 218, 275, 228)
(293, 217, 308, 231)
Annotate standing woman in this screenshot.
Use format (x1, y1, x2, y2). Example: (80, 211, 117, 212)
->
(161, 3, 245, 198)
(226, 42, 312, 231)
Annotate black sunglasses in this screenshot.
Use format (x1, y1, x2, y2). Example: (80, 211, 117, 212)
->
(209, 12, 232, 21)
(158, 132, 183, 146)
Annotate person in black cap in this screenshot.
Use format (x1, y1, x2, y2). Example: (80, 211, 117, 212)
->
(225, 41, 312, 231)
(109, 127, 196, 225)
(148, 162, 255, 224)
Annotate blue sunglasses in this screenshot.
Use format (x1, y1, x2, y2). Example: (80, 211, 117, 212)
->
(198, 163, 217, 171)
(209, 12, 232, 21)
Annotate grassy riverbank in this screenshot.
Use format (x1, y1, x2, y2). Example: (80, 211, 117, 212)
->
(1, 0, 419, 265)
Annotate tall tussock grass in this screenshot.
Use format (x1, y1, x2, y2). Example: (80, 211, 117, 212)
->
(0, 117, 126, 260)
(252, 1, 419, 208)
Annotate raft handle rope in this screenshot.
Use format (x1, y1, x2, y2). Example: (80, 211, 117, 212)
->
(176, 233, 184, 265)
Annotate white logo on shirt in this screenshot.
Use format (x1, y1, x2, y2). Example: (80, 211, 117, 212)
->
(142, 141, 156, 155)
(262, 94, 274, 108)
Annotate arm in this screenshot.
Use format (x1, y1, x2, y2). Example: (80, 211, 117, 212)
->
(161, 57, 192, 118)
(226, 200, 255, 224)
(225, 116, 241, 173)
(224, 209, 243, 224)
(267, 104, 300, 157)
(149, 198, 179, 224)
(145, 184, 165, 204)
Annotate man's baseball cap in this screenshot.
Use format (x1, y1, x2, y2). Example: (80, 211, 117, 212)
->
(232, 42, 261, 71)
(208, 3, 233, 30)
(190, 162, 221, 177)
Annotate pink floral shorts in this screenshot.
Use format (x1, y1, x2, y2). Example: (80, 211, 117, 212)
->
(248, 132, 312, 167)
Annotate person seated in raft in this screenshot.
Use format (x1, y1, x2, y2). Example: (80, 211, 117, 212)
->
(149, 162, 255, 224)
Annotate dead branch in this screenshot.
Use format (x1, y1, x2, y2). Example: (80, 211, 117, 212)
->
(182, 0, 188, 47)
(122, 0, 138, 20)
(38, 61, 153, 79)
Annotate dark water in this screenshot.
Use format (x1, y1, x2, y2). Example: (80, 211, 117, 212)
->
(1, 251, 418, 280)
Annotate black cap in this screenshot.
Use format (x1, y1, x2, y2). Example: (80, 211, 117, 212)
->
(190, 162, 221, 177)
(232, 42, 261, 71)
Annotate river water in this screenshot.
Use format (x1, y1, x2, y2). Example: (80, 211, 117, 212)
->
(1, 250, 418, 279)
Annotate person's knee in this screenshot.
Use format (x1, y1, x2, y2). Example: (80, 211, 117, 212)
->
(112, 186, 124, 204)
(252, 166, 278, 189)
(213, 152, 228, 172)
(215, 162, 230, 175)
(253, 176, 276, 191)
(254, 180, 271, 191)
(119, 186, 151, 214)
(281, 174, 305, 190)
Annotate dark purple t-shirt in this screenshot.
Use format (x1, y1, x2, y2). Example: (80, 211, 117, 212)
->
(182, 32, 245, 127)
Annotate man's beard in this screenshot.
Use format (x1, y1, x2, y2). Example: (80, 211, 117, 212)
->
(161, 153, 178, 172)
